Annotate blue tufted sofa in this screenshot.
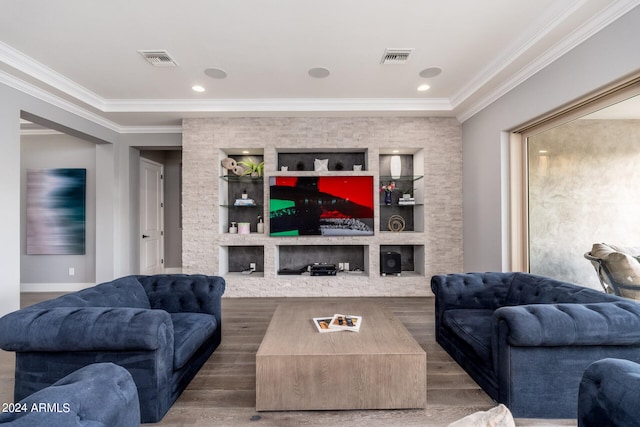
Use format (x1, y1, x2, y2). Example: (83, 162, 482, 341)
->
(578, 358, 640, 427)
(0, 274, 225, 423)
(0, 362, 139, 426)
(431, 272, 640, 419)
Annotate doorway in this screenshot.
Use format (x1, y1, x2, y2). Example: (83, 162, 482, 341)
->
(139, 158, 164, 275)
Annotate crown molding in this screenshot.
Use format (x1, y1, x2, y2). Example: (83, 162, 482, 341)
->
(103, 98, 452, 113)
(456, 0, 640, 123)
(0, 41, 106, 109)
(450, 0, 586, 110)
(0, 69, 121, 132)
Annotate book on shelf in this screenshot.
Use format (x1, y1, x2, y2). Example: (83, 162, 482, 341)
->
(234, 198, 256, 206)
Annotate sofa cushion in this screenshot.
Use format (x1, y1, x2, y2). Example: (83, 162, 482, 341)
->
(30, 276, 151, 310)
(443, 309, 494, 363)
(172, 313, 217, 370)
(505, 273, 619, 306)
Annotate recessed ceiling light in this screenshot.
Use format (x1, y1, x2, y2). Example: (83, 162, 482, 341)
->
(308, 67, 330, 78)
(192, 85, 206, 92)
(242, 150, 250, 154)
(392, 150, 400, 153)
(419, 67, 442, 78)
(204, 68, 228, 79)
(417, 84, 430, 92)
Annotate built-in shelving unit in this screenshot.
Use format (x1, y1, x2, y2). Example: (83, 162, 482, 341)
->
(215, 146, 428, 291)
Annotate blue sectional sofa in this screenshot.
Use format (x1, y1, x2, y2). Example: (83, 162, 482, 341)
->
(0, 274, 225, 423)
(0, 362, 139, 426)
(431, 272, 640, 418)
(578, 358, 640, 427)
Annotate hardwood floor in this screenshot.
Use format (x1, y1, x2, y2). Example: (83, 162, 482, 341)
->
(0, 295, 576, 426)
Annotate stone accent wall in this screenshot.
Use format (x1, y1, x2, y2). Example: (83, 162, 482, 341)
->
(182, 117, 463, 297)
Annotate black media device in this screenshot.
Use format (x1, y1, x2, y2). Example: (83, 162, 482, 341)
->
(380, 251, 401, 276)
(310, 263, 337, 276)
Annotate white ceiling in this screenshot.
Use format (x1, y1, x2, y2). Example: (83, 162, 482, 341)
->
(1, 0, 639, 130)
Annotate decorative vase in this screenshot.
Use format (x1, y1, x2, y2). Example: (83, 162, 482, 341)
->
(390, 155, 402, 179)
(384, 191, 392, 205)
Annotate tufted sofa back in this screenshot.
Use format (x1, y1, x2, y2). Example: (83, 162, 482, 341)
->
(28, 276, 151, 310)
(505, 272, 622, 306)
(135, 274, 225, 315)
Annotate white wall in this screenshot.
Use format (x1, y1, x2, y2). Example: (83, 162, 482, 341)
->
(461, 5, 640, 272)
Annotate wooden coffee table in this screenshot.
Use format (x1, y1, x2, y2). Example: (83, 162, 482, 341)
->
(256, 301, 426, 411)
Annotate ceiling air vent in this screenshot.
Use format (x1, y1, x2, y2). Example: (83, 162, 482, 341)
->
(380, 48, 414, 65)
(138, 50, 179, 67)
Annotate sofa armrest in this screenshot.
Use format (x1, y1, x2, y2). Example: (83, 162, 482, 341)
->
(136, 274, 225, 316)
(0, 307, 173, 352)
(578, 358, 640, 427)
(493, 301, 640, 347)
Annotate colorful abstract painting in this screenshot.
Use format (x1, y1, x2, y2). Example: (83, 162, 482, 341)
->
(269, 176, 374, 236)
(26, 168, 86, 255)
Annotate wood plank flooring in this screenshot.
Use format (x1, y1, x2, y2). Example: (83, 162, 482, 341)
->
(0, 295, 576, 426)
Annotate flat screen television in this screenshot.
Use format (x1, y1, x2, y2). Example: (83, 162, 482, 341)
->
(269, 176, 374, 236)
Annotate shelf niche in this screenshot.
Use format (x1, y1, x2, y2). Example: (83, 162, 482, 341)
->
(379, 152, 424, 233)
(219, 152, 265, 234)
(277, 150, 367, 172)
(380, 245, 425, 277)
(276, 245, 368, 276)
(220, 245, 264, 277)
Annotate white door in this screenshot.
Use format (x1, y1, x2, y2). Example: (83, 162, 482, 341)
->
(140, 158, 164, 274)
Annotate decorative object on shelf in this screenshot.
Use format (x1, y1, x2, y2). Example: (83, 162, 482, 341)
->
(296, 161, 305, 171)
(388, 215, 406, 232)
(353, 164, 362, 171)
(390, 155, 402, 179)
(257, 216, 264, 233)
(221, 157, 236, 170)
(221, 157, 244, 176)
(242, 189, 248, 199)
(335, 162, 344, 171)
(399, 193, 416, 205)
(280, 166, 288, 171)
(239, 158, 264, 177)
(238, 222, 250, 234)
(314, 158, 329, 172)
(380, 181, 396, 205)
(229, 222, 238, 234)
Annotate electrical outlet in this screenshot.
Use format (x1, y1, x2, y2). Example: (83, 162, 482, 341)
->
(249, 262, 256, 271)
(68, 267, 75, 276)
(343, 262, 350, 271)
(338, 262, 344, 271)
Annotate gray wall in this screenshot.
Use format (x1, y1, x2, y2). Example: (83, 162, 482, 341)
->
(528, 119, 640, 288)
(21, 133, 96, 284)
(0, 78, 181, 315)
(462, 5, 640, 272)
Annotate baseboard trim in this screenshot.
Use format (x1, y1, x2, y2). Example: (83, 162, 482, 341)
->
(21, 283, 96, 293)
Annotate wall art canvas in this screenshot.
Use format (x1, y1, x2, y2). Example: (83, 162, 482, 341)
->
(26, 168, 86, 255)
(269, 175, 374, 236)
